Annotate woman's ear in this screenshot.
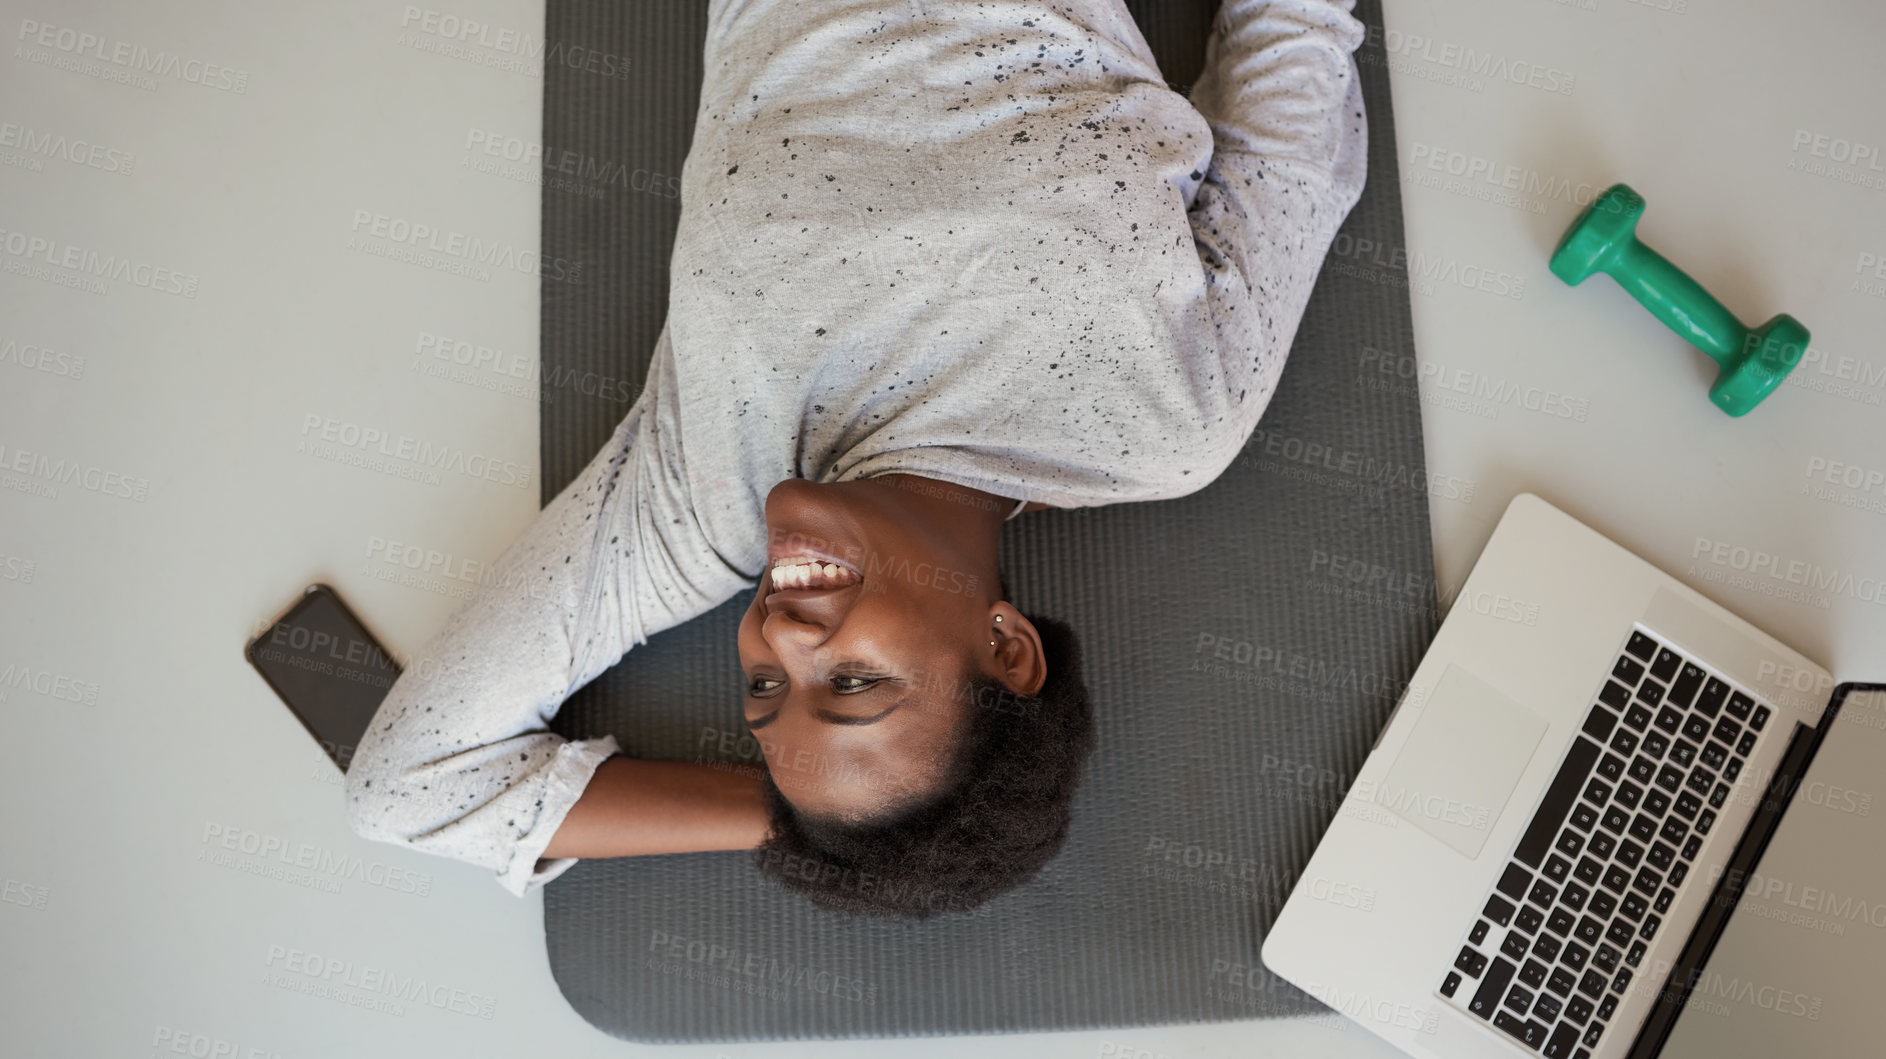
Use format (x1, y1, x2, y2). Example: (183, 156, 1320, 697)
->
(989, 603, 1047, 697)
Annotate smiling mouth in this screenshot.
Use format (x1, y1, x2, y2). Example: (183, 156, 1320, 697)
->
(768, 555, 863, 591)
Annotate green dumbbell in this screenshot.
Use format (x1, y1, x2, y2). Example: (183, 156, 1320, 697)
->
(1550, 183, 1808, 417)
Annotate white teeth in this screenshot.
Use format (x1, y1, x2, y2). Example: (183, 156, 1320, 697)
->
(768, 556, 860, 590)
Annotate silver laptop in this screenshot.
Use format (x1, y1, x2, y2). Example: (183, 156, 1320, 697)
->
(1264, 491, 1884, 1059)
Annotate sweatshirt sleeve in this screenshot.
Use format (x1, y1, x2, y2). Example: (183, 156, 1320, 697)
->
(1183, 0, 1369, 454)
(344, 323, 752, 897)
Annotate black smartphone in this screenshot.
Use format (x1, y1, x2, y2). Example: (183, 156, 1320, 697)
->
(245, 583, 401, 774)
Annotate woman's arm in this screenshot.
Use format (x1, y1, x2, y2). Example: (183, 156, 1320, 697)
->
(344, 324, 757, 897)
(1184, 0, 1369, 441)
(539, 758, 768, 860)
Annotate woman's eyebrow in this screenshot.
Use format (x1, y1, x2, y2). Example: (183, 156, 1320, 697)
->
(743, 694, 906, 730)
(815, 698, 904, 726)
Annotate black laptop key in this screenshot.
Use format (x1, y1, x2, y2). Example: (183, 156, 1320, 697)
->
(1670, 663, 1704, 707)
(1588, 831, 1616, 860)
(1697, 809, 1716, 835)
(1566, 995, 1594, 1025)
(1627, 941, 1646, 967)
(1644, 788, 1672, 817)
(1643, 730, 1671, 759)
(1499, 863, 1534, 900)
(1630, 812, 1660, 843)
(1544, 854, 1572, 883)
(1442, 971, 1462, 997)
(1503, 931, 1531, 961)
(1530, 880, 1559, 909)
(1674, 791, 1702, 820)
(1545, 1023, 1581, 1059)
(1457, 945, 1490, 977)
(1624, 703, 1653, 732)
(1599, 679, 1632, 709)
(1556, 830, 1585, 858)
(1569, 847, 1599, 881)
(1601, 807, 1630, 836)
(1652, 706, 1681, 734)
(1562, 944, 1589, 973)
(1593, 944, 1620, 974)
(1620, 892, 1648, 922)
(1661, 817, 1690, 846)
(1533, 933, 1563, 963)
(1713, 716, 1742, 746)
(1519, 959, 1548, 989)
(1669, 862, 1689, 887)
(1737, 730, 1758, 756)
(1584, 778, 1612, 807)
(1686, 766, 1716, 796)
(1700, 739, 1729, 771)
(1724, 757, 1743, 782)
(1471, 919, 1491, 945)
(1560, 880, 1590, 913)
(1681, 836, 1702, 863)
(1505, 983, 1535, 1016)
(1583, 706, 1618, 742)
(1570, 802, 1599, 833)
(1602, 865, 1632, 894)
(1651, 648, 1681, 681)
(1516, 737, 1603, 868)
(1486, 893, 1516, 926)
(1606, 919, 1634, 948)
(1682, 714, 1711, 743)
(1583, 1023, 1604, 1048)
(1752, 704, 1771, 730)
(1669, 739, 1697, 768)
(1589, 893, 1618, 922)
(1654, 887, 1675, 914)
(1614, 780, 1643, 811)
(1638, 680, 1667, 707)
(1610, 727, 1639, 757)
(1577, 969, 1608, 999)
(1697, 677, 1728, 716)
(1575, 915, 1604, 944)
(1535, 992, 1563, 1024)
(1597, 753, 1627, 782)
(1655, 764, 1685, 794)
(1627, 756, 1656, 785)
(1633, 866, 1663, 896)
(1517, 904, 1546, 934)
(1726, 691, 1753, 720)
(1625, 632, 1659, 662)
(1598, 994, 1618, 1021)
(1647, 841, 1676, 871)
(1472, 956, 1517, 1018)
(1547, 907, 1576, 937)
(1613, 655, 1645, 685)
(1642, 914, 1662, 940)
(1616, 839, 1643, 869)
(1493, 1009, 1547, 1050)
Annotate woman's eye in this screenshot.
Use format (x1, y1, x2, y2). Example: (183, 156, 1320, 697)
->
(832, 675, 881, 692)
(748, 676, 783, 695)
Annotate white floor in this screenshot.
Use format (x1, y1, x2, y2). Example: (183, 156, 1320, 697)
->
(4, 0, 1880, 1056)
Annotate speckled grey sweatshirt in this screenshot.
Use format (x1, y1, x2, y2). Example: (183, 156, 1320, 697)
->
(346, 0, 1367, 897)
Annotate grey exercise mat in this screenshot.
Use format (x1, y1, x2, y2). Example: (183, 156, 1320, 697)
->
(539, 0, 1437, 1041)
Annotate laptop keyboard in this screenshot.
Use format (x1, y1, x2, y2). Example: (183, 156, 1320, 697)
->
(1435, 629, 1775, 1057)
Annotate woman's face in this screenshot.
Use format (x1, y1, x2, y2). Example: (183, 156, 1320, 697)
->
(736, 476, 1043, 822)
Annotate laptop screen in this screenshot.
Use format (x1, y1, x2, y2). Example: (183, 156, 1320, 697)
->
(1654, 686, 1886, 1058)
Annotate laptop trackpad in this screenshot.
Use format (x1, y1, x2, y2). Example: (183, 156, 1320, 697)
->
(1374, 665, 1549, 858)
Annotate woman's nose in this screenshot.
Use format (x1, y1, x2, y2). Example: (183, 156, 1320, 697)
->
(762, 601, 831, 646)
